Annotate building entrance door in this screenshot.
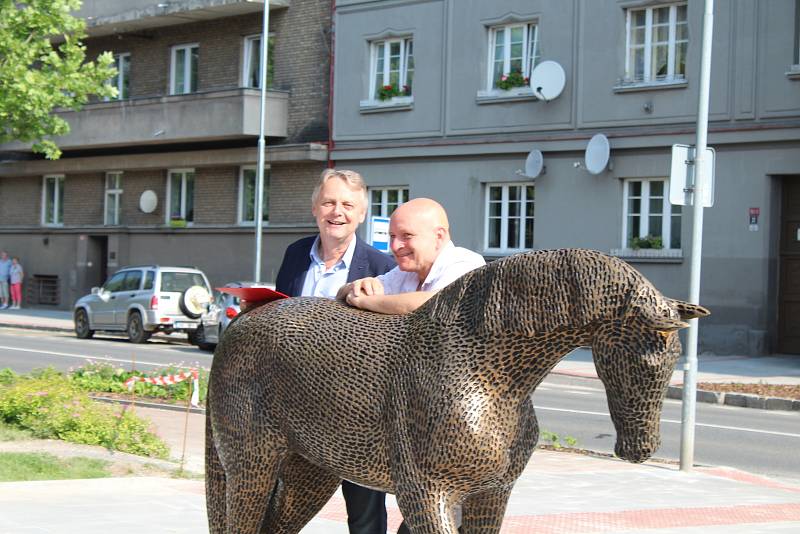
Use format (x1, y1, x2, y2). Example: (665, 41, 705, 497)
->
(87, 236, 108, 289)
(778, 177, 800, 354)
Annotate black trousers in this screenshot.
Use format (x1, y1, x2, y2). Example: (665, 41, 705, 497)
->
(342, 481, 387, 534)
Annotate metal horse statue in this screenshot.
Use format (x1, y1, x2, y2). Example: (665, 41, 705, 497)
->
(206, 249, 709, 533)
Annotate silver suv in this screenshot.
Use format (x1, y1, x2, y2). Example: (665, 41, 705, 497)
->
(73, 265, 212, 343)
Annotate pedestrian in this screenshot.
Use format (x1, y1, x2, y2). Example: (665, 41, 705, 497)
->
(0, 250, 11, 309)
(243, 168, 396, 534)
(9, 257, 23, 309)
(337, 197, 485, 534)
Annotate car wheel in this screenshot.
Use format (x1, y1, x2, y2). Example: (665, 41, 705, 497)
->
(74, 309, 94, 339)
(180, 285, 210, 319)
(127, 311, 151, 344)
(187, 325, 202, 345)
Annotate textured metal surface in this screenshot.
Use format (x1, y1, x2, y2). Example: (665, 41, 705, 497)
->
(206, 249, 709, 533)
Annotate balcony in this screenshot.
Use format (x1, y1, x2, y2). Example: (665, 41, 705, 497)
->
(77, 0, 290, 37)
(0, 88, 288, 152)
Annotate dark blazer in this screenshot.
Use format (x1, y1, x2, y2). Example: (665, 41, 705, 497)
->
(275, 235, 396, 297)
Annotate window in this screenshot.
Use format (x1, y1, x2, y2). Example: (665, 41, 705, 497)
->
(243, 34, 275, 89)
(368, 187, 408, 220)
(107, 53, 130, 100)
(485, 183, 534, 252)
(622, 179, 681, 250)
(143, 271, 155, 290)
(170, 44, 199, 95)
(42, 175, 64, 226)
(104, 172, 123, 226)
(121, 271, 143, 291)
(238, 167, 270, 225)
(370, 37, 414, 101)
(487, 22, 539, 90)
(167, 169, 195, 224)
(103, 271, 127, 293)
(625, 4, 687, 84)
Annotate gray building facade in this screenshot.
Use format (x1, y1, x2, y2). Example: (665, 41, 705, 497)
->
(0, 0, 332, 308)
(331, 0, 800, 355)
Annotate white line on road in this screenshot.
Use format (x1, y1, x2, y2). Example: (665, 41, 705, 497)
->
(534, 405, 800, 439)
(0, 344, 176, 368)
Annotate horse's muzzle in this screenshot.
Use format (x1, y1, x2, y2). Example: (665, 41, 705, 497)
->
(614, 433, 660, 464)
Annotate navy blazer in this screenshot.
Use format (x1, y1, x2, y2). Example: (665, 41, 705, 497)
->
(275, 235, 396, 297)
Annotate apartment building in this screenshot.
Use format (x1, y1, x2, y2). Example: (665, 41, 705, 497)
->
(0, 0, 331, 308)
(331, 0, 800, 355)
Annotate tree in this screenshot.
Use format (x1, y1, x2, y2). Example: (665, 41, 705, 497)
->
(0, 0, 116, 159)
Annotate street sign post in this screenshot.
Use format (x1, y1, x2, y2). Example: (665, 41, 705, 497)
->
(670, 144, 716, 208)
(370, 216, 391, 253)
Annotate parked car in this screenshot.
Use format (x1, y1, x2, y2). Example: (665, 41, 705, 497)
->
(73, 265, 212, 343)
(195, 281, 275, 351)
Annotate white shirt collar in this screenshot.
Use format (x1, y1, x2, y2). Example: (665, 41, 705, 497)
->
(309, 234, 358, 271)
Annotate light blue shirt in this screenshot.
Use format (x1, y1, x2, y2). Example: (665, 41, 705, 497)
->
(300, 236, 357, 299)
(0, 258, 10, 279)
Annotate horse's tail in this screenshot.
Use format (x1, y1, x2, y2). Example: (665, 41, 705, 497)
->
(205, 399, 227, 533)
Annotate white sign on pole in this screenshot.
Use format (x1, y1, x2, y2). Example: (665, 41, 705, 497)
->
(670, 144, 715, 207)
(370, 216, 391, 253)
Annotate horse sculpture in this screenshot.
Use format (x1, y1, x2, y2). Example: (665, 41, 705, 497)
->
(206, 249, 709, 533)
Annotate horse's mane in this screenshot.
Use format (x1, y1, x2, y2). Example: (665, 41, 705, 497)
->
(419, 249, 648, 336)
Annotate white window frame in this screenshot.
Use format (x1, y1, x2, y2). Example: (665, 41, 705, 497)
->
(367, 186, 409, 220)
(242, 33, 275, 89)
(41, 175, 65, 227)
(105, 53, 130, 101)
(624, 3, 688, 84)
(486, 22, 539, 91)
(621, 178, 681, 250)
(104, 171, 123, 226)
(170, 43, 199, 95)
(483, 182, 535, 254)
(165, 169, 195, 224)
(368, 37, 414, 101)
(237, 166, 270, 226)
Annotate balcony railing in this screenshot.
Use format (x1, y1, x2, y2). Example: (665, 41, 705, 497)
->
(0, 88, 288, 152)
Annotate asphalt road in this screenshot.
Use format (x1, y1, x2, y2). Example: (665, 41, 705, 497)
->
(2, 327, 798, 483)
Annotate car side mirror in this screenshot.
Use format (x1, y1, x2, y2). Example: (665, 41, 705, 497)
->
(91, 287, 101, 295)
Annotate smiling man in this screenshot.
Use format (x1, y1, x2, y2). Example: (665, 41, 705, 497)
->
(337, 198, 485, 315)
(270, 168, 396, 534)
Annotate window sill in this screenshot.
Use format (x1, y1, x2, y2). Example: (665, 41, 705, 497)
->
(613, 79, 688, 93)
(610, 248, 683, 263)
(786, 66, 800, 80)
(476, 87, 537, 104)
(359, 96, 414, 113)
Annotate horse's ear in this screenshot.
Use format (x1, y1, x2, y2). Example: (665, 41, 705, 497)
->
(669, 299, 711, 320)
(635, 307, 689, 332)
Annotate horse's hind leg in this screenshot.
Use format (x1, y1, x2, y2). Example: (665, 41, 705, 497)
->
(460, 486, 513, 533)
(205, 406, 227, 534)
(223, 443, 285, 533)
(260, 453, 341, 534)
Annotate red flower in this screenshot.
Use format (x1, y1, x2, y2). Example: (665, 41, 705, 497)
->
(384, 84, 393, 90)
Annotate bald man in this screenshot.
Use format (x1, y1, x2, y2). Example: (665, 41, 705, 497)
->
(338, 198, 485, 314)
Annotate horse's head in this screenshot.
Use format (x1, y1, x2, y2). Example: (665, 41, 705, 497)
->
(592, 295, 709, 463)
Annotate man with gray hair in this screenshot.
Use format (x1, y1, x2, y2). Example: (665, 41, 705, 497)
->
(0, 251, 11, 310)
(247, 168, 396, 534)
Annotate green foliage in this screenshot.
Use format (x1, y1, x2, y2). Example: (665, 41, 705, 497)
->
(0, 420, 34, 441)
(376, 83, 411, 101)
(0, 373, 168, 458)
(69, 362, 209, 405)
(629, 235, 664, 250)
(0, 368, 18, 386)
(0, 451, 110, 481)
(540, 430, 578, 450)
(0, 0, 117, 159)
(496, 70, 529, 91)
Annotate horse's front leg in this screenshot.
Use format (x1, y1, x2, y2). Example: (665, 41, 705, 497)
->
(395, 485, 460, 534)
(460, 485, 513, 533)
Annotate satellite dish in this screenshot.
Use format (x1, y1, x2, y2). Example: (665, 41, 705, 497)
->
(585, 134, 610, 175)
(529, 60, 566, 102)
(524, 149, 544, 178)
(139, 190, 158, 213)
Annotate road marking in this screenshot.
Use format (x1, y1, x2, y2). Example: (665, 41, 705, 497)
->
(0, 344, 184, 368)
(534, 405, 800, 439)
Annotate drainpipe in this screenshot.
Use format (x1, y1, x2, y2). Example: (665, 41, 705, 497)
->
(327, 0, 336, 169)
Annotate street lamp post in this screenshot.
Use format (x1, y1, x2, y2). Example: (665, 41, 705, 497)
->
(253, 0, 270, 282)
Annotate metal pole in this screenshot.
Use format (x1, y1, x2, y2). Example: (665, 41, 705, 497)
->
(254, 0, 270, 282)
(680, 0, 714, 472)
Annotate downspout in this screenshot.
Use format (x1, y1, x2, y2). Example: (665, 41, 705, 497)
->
(327, 0, 336, 169)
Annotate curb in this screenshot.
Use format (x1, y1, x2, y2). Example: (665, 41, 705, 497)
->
(666, 385, 800, 412)
(0, 321, 73, 333)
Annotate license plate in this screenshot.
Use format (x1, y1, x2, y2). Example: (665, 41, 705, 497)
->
(176, 322, 197, 329)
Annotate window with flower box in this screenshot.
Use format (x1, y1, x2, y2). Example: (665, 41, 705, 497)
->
(621, 178, 681, 251)
(369, 37, 414, 103)
(624, 3, 687, 85)
(487, 22, 539, 92)
(484, 183, 535, 253)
